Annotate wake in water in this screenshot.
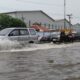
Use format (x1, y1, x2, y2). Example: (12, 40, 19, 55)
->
(0, 39, 43, 51)
(0, 39, 80, 52)
(0, 39, 28, 50)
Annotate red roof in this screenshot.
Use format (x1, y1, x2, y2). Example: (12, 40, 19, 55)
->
(31, 25, 50, 32)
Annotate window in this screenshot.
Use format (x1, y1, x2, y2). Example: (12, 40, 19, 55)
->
(20, 29, 29, 35)
(9, 29, 19, 36)
(52, 24, 54, 29)
(29, 29, 36, 35)
(55, 25, 57, 29)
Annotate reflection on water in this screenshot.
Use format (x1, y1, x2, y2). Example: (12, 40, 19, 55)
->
(0, 41, 80, 80)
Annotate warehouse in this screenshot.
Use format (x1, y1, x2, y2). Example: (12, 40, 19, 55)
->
(4, 10, 72, 30)
(5, 10, 55, 29)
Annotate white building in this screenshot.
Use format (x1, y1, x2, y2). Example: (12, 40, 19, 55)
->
(5, 10, 55, 28)
(4, 10, 71, 30)
(52, 19, 72, 30)
(72, 23, 80, 32)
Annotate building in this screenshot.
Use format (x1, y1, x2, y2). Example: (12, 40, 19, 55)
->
(4, 10, 72, 30)
(72, 23, 80, 32)
(4, 10, 55, 29)
(52, 19, 72, 30)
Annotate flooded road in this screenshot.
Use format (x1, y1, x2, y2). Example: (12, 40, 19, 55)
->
(0, 42, 80, 80)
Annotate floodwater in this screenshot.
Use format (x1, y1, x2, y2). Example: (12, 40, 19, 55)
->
(0, 40, 80, 80)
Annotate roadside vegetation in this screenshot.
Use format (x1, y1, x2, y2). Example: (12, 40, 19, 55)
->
(0, 14, 26, 30)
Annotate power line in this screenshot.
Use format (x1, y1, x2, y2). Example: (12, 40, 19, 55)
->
(16, 0, 64, 7)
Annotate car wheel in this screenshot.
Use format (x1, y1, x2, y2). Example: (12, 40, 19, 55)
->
(29, 41, 34, 43)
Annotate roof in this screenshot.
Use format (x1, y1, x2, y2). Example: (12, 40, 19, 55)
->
(3, 10, 55, 22)
(31, 25, 50, 32)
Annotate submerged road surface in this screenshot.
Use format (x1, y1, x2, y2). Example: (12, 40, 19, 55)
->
(0, 43, 80, 80)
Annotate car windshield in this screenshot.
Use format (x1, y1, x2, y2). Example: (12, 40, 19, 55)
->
(0, 28, 12, 36)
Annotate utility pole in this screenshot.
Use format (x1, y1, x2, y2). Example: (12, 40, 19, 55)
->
(67, 14, 72, 29)
(64, 0, 66, 29)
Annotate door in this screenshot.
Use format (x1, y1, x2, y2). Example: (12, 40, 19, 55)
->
(29, 29, 38, 42)
(18, 29, 29, 42)
(8, 29, 20, 41)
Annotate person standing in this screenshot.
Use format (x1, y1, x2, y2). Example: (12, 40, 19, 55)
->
(60, 31, 65, 42)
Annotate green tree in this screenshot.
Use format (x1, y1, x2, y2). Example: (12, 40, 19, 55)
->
(0, 14, 26, 29)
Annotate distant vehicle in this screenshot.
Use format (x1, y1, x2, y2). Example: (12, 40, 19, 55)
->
(0, 28, 38, 43)
(74, 32, 80, 41)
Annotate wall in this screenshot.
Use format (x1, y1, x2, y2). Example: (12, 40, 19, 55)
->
(7, 11, 55, 29)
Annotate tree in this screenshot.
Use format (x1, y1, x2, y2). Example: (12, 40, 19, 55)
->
(0, 14, 26, 29)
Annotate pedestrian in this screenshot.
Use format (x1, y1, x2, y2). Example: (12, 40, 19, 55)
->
(60, 30, 65, 43)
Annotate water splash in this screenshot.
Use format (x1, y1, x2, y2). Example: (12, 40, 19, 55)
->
(0, 39, 79, 52)
(0, 39, 24, 50)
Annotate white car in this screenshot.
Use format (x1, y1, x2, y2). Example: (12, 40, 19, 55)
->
(0, 28, 38, 43)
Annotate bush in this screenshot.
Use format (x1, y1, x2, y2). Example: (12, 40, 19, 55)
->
(0, 14, 26, 29)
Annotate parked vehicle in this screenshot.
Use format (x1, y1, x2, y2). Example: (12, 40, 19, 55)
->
(0, 28, 38, 43)
(74, 32, 80, 41)
(60, 29, 76, 42)
(66, 32, 75, 42)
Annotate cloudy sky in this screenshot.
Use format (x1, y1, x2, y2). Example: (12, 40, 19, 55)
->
(0, 0, 80, 24)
